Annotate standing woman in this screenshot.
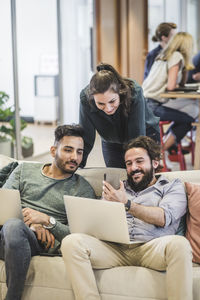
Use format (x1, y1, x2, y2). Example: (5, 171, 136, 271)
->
(143, 32, 198, 153)
(79, 63, 160, 168)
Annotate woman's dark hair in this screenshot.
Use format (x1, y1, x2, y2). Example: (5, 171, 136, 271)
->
(152, 22, 177, 42)
(54, 124, 84, 145)
(124, 136, 162, 172)
(88, 63, 134, 116)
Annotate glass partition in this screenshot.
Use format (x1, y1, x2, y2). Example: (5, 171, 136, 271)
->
(0, 0, 93, 160)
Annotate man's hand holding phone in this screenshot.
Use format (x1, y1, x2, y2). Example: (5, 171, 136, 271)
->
(103, 173, 127, 204)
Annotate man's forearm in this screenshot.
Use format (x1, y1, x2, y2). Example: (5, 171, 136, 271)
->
(129, 202, 165, 227)
(50, 222, 70, 242)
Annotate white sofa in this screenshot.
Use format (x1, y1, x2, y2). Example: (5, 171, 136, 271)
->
(0, 154, 200, 300)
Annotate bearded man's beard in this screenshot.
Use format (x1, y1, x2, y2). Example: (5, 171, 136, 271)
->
(55, 154, 78, 174)
(127, 166, 154, 192)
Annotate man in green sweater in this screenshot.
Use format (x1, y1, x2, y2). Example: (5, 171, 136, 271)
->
(0, 124, 96, 300)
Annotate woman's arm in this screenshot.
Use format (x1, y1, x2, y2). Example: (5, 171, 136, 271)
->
(167, 63, 179, 90)
(79, 90, 96, 168)
(180, 68, 188, 86)
(128, 85, 146, 139)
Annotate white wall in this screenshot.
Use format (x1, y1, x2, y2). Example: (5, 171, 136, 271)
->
(0, 0, 14, 106)
(60, 0, 93, 124)
(0, 0, 93, 124)
(148, 0, 180, 51)
(148, 0, 199, 52)
(0, 0, 58, 116)
(17, 0, 58, 117)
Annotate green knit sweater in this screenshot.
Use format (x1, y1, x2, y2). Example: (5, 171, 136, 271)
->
(3, 162, 96, 252)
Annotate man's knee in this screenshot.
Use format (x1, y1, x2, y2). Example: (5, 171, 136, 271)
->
(61, 233, 90, 260)
(2, 219, 26, 248)
(62, 233, 84, 251)
(166, 236, 192, 259)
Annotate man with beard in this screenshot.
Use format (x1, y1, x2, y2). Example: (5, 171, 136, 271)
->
(0, 124, 95, 300)
(61, 136, 192, 300)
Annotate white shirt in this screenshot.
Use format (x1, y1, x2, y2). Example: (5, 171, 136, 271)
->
(142, 51, 184, 102)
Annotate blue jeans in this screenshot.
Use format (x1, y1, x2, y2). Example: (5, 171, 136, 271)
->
(0, 219, 44, 300)
(147, 98, 195, 143)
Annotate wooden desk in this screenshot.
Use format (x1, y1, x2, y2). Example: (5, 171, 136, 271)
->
(160, 92, 200, 170)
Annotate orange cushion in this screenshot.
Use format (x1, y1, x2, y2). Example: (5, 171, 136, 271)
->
(185, 182, 200, 263)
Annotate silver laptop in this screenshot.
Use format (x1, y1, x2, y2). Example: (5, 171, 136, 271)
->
(64, 195, 133, 244)
(0, 188, 23, 225)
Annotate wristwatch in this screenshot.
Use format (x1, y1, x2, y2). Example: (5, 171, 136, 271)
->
(43, 217, 57, 229)
(124, 199, 131, 212)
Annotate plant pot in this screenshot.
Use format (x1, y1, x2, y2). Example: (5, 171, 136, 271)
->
(22, 143, 34, 158)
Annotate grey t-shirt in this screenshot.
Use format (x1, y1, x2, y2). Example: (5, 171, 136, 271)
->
(3, 162, 96, 244)
(124, 175, 187, 242)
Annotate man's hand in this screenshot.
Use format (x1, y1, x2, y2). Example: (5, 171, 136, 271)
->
(102, 180, 127, 204)
(30, 224, 55, 249)
(22, 207, 49, 227)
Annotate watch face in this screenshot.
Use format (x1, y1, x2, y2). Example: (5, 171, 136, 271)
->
(50, 217, 56, 225)
(43, 217, 56, 229)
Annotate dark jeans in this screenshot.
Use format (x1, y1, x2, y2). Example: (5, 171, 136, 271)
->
(102, 127, 160, 168)
(147, 98, 195, 143)
(102, 141, 126, 168)
(0, 219, 44, 300)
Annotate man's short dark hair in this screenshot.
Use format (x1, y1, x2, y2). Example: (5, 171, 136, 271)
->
(54, 124, 84, 144)
(124, 136, 162, 172)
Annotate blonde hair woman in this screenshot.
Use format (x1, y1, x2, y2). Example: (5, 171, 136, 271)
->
(143, 32, 198, 158)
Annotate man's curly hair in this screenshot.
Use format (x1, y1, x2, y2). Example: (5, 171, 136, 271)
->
(124, 136, 162, 172)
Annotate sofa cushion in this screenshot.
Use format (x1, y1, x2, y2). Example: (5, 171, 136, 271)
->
(0, 155, 16, 170)
(161, 170, 200, 184)
(185, 182, 200, 263)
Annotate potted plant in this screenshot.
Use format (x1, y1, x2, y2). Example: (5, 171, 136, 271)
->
(0, 91, 34, 158)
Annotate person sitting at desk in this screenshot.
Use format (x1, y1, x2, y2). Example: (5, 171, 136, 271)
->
(142, 32, 199, 159)
(144, 22, 177, 80)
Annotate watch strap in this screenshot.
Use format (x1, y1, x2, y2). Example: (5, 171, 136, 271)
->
(124, 199, 131, 212)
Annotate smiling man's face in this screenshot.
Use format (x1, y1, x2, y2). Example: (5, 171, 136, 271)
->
(125, 147, 157, 192)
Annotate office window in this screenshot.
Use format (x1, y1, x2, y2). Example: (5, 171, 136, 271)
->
(148, 0, 198, 51)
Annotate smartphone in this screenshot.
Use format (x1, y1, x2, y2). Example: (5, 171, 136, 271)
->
(103, 172, 120, 189)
